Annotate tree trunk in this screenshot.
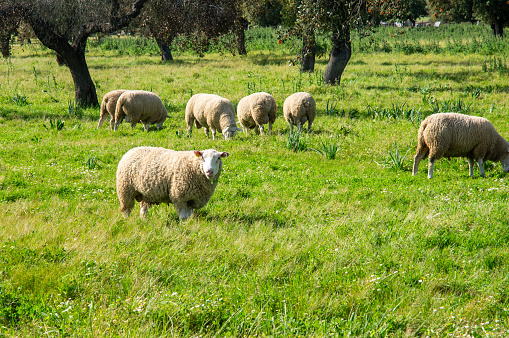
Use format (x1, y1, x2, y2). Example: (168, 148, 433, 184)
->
(324, 29, 351, 85)
(300, 32, 315, 72)
(0, 33, 11, 58)
(155, 37, 173, 61)
(236, 17, 248, 55)
(65, 50, 98, 107)
(491, 19, 504, 37)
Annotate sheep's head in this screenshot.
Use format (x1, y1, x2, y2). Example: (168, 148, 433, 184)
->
(195, 149, 229, 181)
(501, 148, 509, 173)
(223, 126, 242, 140)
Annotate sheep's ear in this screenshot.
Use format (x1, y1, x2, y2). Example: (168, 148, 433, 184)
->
(236, 127, 242, 131)
(194, 150, 202, 158)
(220, 152, 229, 158)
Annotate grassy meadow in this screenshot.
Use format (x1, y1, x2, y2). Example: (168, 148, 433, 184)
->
(1, 24, 509, 336)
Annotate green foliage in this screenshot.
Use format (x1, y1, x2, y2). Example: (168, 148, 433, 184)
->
(482, 56, 509, 74)
(378, 141, 411, 171)
(67, 100, 83, 118)
(43, 119, 65, 131)
(84, 155, 100, 170)
(11, 93, 28, 106)
(285, 128, 308, 152)
(428, 98, 472, 114)
(310, 136, 341, 159)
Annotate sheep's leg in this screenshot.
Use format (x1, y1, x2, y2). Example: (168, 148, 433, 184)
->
(255, 125, 261, 135)
(143, 122, 151, 132)
(97, 114, 108, 129)
(427, 157, 435, 179)
(412, 146, 428, 176)
(174, 203, 193, 221)
(307, 120, 313, 133)
(467, 158, 475, 177)
(119, 197, 135, 218)
(140, 201, 151, 218)
(211, 128, 217, 140)
(204, 127, 210, 139)
(156, 121, 164, 130)
(412, 155, 421, 176)
(268, 121, 273, 134)
(477, 158, 485, 177)
(114, 115, 124, 131)
(109, 117, 115, 130)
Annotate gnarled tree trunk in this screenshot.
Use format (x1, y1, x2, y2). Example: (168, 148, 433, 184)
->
(155, 37, 173, 61)
(300, 31, 315, 72)
(491, 19, 505, 37)
(324, 29, 351, 85)
(236, 17, 248, 55)
(66, 50, 98, 107)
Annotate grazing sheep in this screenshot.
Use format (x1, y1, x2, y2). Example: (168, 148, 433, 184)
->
(97, 89, 128, 130)
(185, 93, 241, 140)
(283, 92, 316, 133)
(237, 92, 277, 135)
(412, 112, 509, 178)
(116, 146, 230, 220)
(114, 90, 168, 131)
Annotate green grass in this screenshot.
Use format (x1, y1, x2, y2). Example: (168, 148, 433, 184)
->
(1, 25, 509, 336)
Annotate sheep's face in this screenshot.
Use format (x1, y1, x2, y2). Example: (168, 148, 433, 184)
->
(223, 127, 242, 140)
(195, 149, 230, 180)
(501, 149, 509, 173)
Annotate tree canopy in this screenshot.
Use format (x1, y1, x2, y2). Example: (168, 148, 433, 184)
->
(0, 0, 148, 107)
(428, 0, 508, 36)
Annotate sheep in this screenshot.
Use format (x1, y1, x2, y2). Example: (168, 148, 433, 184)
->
(114, 90, 168, 131)
(185, 93, 241, 140)
(412, 112, 509, 178)
(237, 92, 277, 135)
(97, 89, 128, 130)
(116, 146, 230, 220)
(283, 92, 316, 133)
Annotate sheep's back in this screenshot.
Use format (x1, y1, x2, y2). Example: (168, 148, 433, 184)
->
(119, 91, 166, 120)
(283, 92, 315, 120)
(422, 113, 497, 156)
(103, 90, 128, 114)
(117, 147, 216, 206)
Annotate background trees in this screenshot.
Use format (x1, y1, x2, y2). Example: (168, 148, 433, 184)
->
(428, 0, 509, 37)
(0, 0, 148, 107)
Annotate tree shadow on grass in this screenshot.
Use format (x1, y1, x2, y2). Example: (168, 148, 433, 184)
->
(195, 210, 296, 229)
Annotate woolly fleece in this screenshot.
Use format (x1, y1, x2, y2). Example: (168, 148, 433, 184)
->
(413, 112, 509, 178)
(114, 90, 168, 131)
(185, 93, 238, 139)
(237, 92, 277, 135)
(283, 92, 316, 132)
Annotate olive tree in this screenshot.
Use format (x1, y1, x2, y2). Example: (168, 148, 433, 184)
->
(428, 0, 508, 37)
(295, 0, 365, 84)
(0, 0, 149, 107)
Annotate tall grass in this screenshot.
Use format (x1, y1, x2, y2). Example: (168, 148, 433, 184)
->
(1, 25, 509, 336)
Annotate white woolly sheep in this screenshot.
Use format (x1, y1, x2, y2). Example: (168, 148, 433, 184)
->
(412, 112, 509, 178)
(97, 89, 128, 130)
(283, 92, 316, 133)
(116, 146, 230, 220)
(114, 90, 168, 131)
(185, 93, 241, 140)
(237, 92, 277, 135)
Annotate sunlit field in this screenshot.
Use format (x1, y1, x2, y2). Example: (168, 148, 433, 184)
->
(1, 24, 509, 336)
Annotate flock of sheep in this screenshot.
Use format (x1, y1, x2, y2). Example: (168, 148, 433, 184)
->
(103, 89, 316, 220)
(100, 89, 509, 220)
